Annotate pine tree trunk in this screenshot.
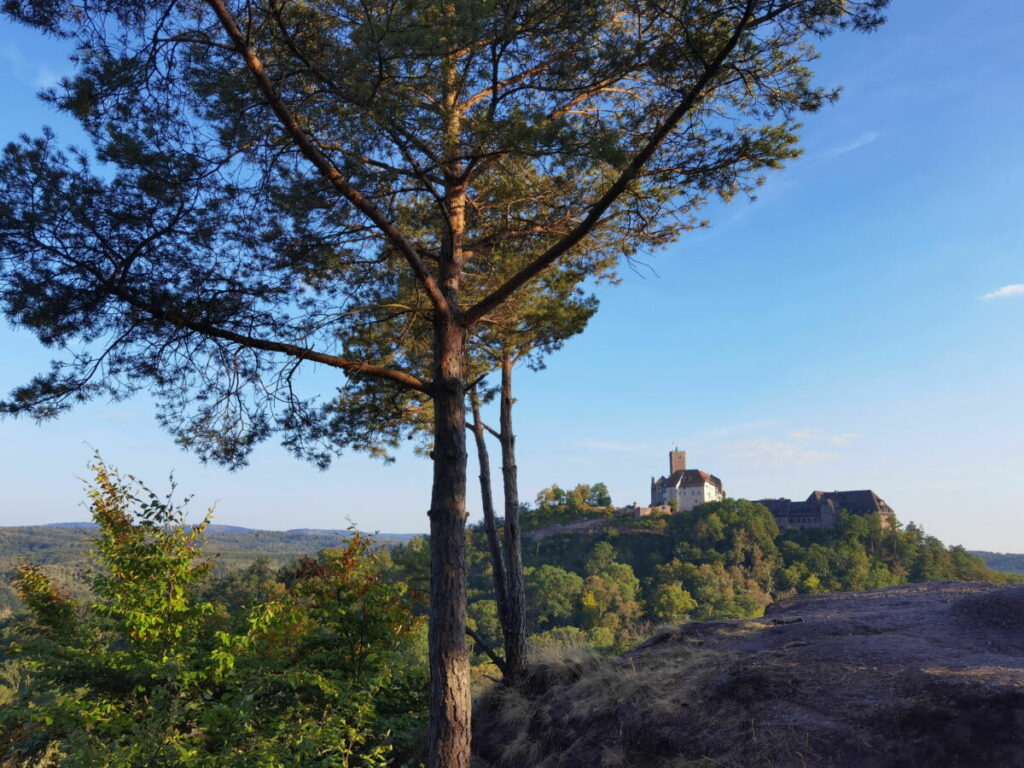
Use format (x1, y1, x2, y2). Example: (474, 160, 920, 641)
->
(428, 314, 471, 768)
(499, 350, 529, 681)
(469, 389, 510, 633)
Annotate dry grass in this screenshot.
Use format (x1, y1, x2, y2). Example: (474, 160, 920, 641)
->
(474, 638, 746, 768)
(491, 685, 534, 730)
(473, 623, 856, 768)
(498, 731, 542, 767)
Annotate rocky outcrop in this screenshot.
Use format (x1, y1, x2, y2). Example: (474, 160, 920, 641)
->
(473, 582, 1024, 767)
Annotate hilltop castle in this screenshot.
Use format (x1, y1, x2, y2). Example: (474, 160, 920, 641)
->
(650, 449, 725, 511)
(645, 449, 896, 530)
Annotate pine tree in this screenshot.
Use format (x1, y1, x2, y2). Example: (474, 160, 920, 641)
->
(0, 2, 887, 764)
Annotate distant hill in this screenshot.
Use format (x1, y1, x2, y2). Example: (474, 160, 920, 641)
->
(206, 524, 255, 534)
(37, 522, 421, 539)
(971, 551, 1024, 574)
(284, 528, 419, 540)
(0, 524, 422, 617)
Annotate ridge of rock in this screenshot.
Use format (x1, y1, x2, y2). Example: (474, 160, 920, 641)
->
(474, 582, 1024, 767)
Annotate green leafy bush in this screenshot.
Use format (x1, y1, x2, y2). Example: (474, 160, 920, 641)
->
(1, 461, 426, 767)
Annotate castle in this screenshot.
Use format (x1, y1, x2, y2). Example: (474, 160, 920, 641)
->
(650, 449, 725, 511)
(756, 491, 895, 530)
(645, 449, 895, 530)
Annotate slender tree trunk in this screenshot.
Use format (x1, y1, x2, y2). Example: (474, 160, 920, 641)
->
(469, 388, 510, 632)
(499, 349, 528, 681)
(428, 313, 471, 768)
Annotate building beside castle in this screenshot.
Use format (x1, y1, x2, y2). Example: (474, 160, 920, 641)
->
(757, 491, 895, 530)
(650, 450, 725, 511)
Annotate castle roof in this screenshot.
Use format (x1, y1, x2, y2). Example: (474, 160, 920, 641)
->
(820, 490, 893, 516)
(655, 469, 724, 491)
(757, 490, 893, 519)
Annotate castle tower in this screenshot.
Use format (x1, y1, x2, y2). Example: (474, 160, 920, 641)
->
(669, 448, 686, 475)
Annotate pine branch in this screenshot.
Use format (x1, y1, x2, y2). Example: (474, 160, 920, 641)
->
(464, 0, 759, 325)
(466, 627, 507, 675)
(204, 0, 451, 318)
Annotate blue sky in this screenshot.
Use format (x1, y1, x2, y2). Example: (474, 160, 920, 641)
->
(1, 1, 1022, 550)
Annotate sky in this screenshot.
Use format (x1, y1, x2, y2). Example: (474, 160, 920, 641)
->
(0, 1, 1022, 550)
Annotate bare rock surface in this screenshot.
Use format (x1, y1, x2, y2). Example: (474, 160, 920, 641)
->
(473, 582, 1024, 767)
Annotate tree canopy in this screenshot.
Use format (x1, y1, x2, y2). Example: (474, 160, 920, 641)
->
(1, 0, 885, 459)
(0, 1, 889, 764)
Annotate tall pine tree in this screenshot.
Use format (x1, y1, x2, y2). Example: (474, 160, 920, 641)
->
(0, 1, 887, 764)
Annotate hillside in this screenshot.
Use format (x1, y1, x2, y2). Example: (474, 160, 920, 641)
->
(971, 551, 1024, 574)
(474, 581, 1024, 767)
(0, 524, 416, 616)
(454, 497, 1020, 659)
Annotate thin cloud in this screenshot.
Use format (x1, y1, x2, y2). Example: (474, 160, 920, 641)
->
(981, 284, 1024, 300)
(723, 438, 837, 467)
(824, 131, 881, 159)
(788, 428, 823, 441)
(788, 428, 864, 446)
(34, 67, 61, 89)
(1, 45, 64, 90)
(694, 419, 782, 440)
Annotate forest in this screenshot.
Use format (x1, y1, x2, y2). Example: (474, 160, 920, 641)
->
(418, 483, 1020, 660)
(0, 525, 413, 618)
(968, 551, 1024, 574)
(3, 466, 1015, 766)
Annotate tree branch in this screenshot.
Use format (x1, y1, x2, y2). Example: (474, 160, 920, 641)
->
(466, 627, 507, 674)
(462, 61, 550, 112)
(464, 419, 500, 440)
(204, 0, 451, 318)
(464, 1, 758, 325)
(85, 263, 433, 394)
(128, 291, 432, 393)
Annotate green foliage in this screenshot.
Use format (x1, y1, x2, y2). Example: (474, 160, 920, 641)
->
(521, 484, 618, 530)
(648, 583, 698, 623)
(578, 544, 643, 650)
(528, 626, 589, 653)
(1, 462, 426, 767)
(525, 566, 584, 631)
(772, 513, 1017, 596)
(466, 600, 502, 651)
(447, 487, 1019, 661)
(388, 537, 432, 598)
(666, 499, 781, 590)
(654, 560, 770, 621)
(0, 525, 415, 619)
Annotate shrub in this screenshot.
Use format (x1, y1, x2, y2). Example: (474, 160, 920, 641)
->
(1, 460, 426, 767)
